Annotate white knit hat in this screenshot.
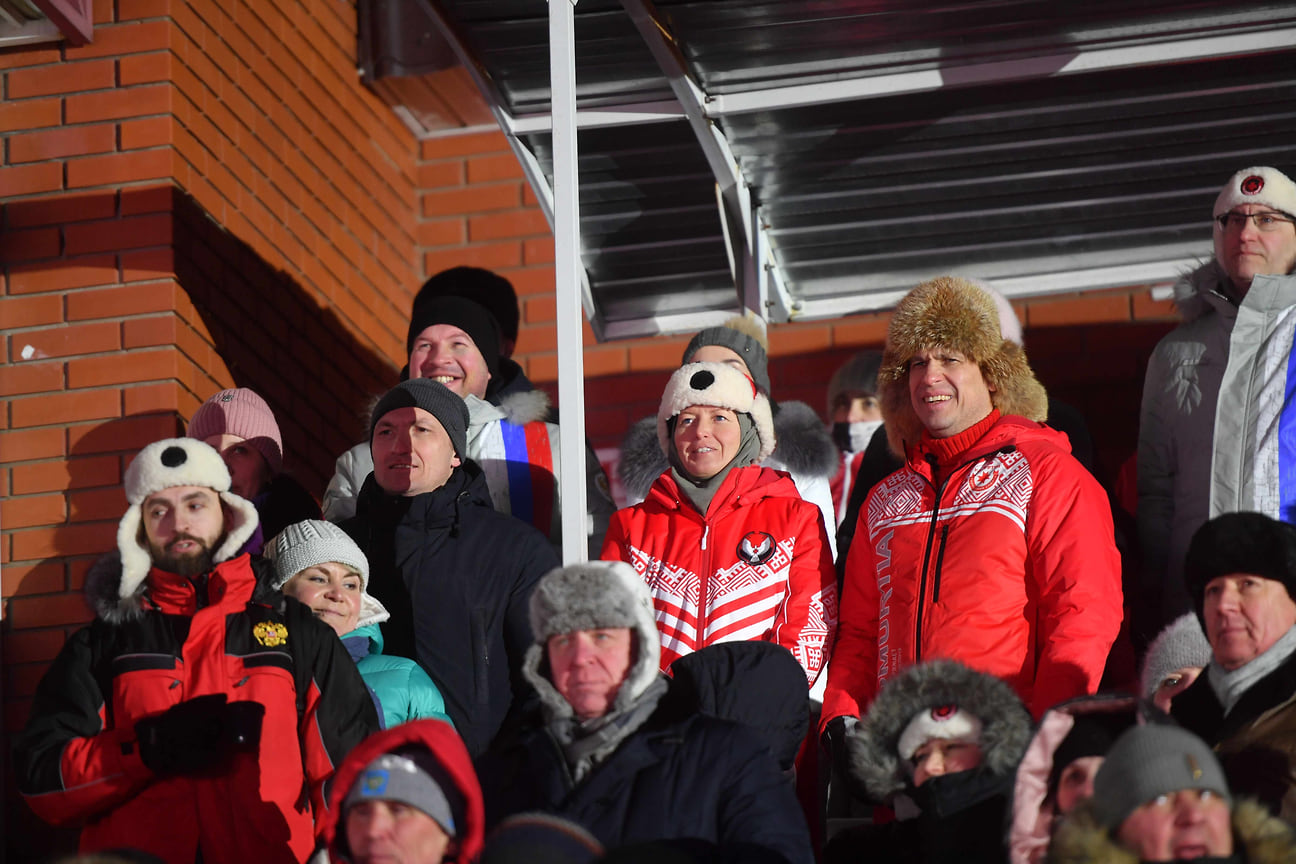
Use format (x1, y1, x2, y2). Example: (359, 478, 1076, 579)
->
(117, 438, 259, 603)
(1213, 166, 1296, 218)
(266, 520, 389, 629)
(656, 361, 775, 461)
(897, 703, 984, 762)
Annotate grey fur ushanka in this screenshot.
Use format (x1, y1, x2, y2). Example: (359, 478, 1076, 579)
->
(847, 659, 1033, 801)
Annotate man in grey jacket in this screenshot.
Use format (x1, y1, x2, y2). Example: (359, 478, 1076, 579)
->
(1138, 165, 1296, 642)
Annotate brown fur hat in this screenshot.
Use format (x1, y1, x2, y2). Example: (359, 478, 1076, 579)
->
(879, 276, 1048, 457)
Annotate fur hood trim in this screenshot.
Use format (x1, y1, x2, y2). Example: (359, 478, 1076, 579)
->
(879, 276, 1048, 458)
(1049, 798, 1296, 864)
(847, 659, 1033, 802)
(618, 399, 836, 501)
(1172, 258, 1233, 324)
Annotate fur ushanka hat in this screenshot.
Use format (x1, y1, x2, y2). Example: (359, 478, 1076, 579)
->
(116, 438, 259, 611)
(657, 361, 776, 462)
(879, 276, 1048, 457)
(847, 659, 1033, 802)
(522, 561, 663, 718)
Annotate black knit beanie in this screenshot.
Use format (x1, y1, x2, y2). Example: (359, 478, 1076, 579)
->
(369, 378, 470, 457)
(1184, 511, 1296, 622)
(415, 266, 520, 345)
(406, 295, 502, 381)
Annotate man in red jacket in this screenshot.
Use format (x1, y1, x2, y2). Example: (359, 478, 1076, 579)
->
(14, 437, 378, 863)
(821, 277, 1122, 742)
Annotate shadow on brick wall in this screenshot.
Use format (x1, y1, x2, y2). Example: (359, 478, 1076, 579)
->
(172, 190, 400, 497)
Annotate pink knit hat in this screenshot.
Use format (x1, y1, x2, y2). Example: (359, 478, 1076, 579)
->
(187, 388, 283, 474)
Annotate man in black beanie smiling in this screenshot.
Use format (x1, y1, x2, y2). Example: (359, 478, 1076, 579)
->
(1171, 511, 1296, 820)
(340, 378, 558, 757)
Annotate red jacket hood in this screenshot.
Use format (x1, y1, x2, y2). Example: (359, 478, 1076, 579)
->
(324, 719, 484, 864)
(907, 413, 1073, 470)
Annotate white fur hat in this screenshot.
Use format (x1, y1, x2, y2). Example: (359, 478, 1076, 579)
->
(117, 438, 259, 602)
(897, 703, 984, 762)
(266, 519, 389, 630)
(1214, 166, 1296, 218)
(656, 361, 775, 462)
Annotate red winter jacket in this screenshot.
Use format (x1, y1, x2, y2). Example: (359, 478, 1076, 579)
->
(601, 464, 837, 683)
(820, 413, 1122, 728)
(14, 553, 378, 863)
(324, 719, 485, 864)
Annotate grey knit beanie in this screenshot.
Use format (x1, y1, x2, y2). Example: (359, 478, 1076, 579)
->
(1140, 613, 1212, 700)
(370, 378, 470, 457)
(267, 519, 388, 629)
(344, 750, 459, 837)
(1092, 724, 1231, 830)
(682, 314, 771, 395)
(523, 561, 662, 715)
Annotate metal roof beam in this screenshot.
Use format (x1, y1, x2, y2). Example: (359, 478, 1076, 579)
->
(621, 0, 764, 317)
(419, 0, 601, 335)
(509, 100, 684, 134)
(708, 27, 1296, 116)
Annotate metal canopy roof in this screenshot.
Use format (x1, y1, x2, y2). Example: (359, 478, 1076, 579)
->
(424, 0, 1296, 340)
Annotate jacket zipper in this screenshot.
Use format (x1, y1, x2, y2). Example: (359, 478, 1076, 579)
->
(913, 444, 1016, 662)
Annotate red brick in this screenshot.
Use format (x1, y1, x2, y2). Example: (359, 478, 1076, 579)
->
(1025, 294, 1132, 327)
(7, 256, 118, 296)
(0, 494, 67, 529)
(0, 163, 63, 198)
(0, 427, 66, 462)
(469, 209, 551, 243)
(10, 454, 121, 495)
(118, 51, 173, 86)
(769, 324, 832, 357)
(7, 60, 115, 98)
(0, 97, 61, 133)
(423, 242, 521, 274)
(10, 389, 120, 428)
(120, 184, 174, 216)
(121, 314, 177, 348)
(506, 267, 556, 296)
(0, 227, 60, 265)
(628, 340, 687, 372)
(1, 628, 67, 664)
(64, 19, 170, 60)
(66, 149, 173, 189)
(122, 381, 181, 414)
(9, 321, 120, 362)
(0, 45, 59, 70)
(68, 486, 128, 522)
(117, 0, 171, 20)
(4, 592, 96, 628)
(66, 282, 177, 321)
(526, 352, 557, 383)
(421, 184, 519, 217)
(416, 160, 464, 188)
(523, 294, 556, 325)
(415, 218, 465, 247)
(583, 345, 629, 377)
(8, 124, 116, 164)
(65, 83, 172, 123)
(420, 131, 509, 160)
(120, 116, 173, 150)
(68, 412, 178, 454)
(0, 295, 63, 329)
(67, 348, 178, 387)
(523, 237, 554, 265)
(0, 361, 63, 396)
(466, 152, 524, 184)
(829, 315, 890, 347)
(5, 193, 118, 228)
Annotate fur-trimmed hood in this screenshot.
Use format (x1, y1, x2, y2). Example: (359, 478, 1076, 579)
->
(84, 547, 279, 625)
(617, 398, 838, 502)
(1049, 798, 1296, 864)
(847, 659, 1033, 802)
(1171, 258, 1236, 325)
(879, 276, 1048, 458)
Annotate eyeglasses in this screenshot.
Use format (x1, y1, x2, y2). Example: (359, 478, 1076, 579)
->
(1214, 211, 1296, 232)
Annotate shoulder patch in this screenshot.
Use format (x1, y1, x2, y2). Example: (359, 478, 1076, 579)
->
(253, 621, 288, 647)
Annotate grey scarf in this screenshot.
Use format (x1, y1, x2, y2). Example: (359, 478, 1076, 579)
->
(1207, 624, 1296, 715)
(547, 676, 669, 783)
(668, 413, 761, 516)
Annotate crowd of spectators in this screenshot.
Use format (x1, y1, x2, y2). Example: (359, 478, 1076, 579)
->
(13, 164, 1296, 864)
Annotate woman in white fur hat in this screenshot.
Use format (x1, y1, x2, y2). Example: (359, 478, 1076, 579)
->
(269, 519, 451, 730)
(600, 361, 836, 685)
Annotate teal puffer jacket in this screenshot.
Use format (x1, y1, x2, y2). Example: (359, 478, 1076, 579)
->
(345, 622, 453, 730)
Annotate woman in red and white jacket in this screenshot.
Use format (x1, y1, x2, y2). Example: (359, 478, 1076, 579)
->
(601, 361, 837, 684)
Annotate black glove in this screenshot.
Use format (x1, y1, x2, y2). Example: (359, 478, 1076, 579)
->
(135, 694, 265, 777)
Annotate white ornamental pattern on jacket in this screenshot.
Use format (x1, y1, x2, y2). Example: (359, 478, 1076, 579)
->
(866, 449, 1033, 538)
(627, 538, 832, 681)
